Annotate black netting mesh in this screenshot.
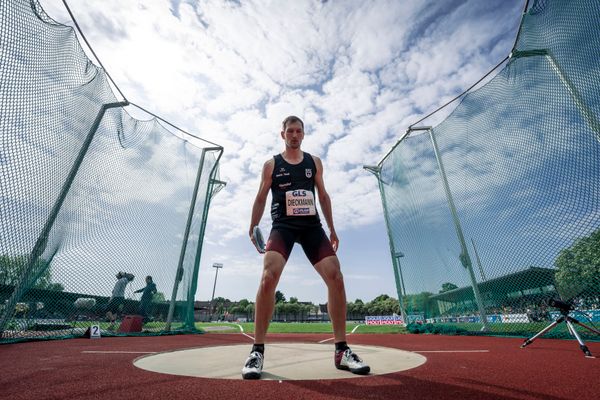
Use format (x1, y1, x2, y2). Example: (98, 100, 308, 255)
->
(375, 0, 600, 338)
(1, 0, 223, 342)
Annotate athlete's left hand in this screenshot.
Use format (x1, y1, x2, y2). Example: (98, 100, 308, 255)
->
(329, 231, 339, 252)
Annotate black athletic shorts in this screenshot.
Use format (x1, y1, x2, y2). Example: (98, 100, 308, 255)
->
(265, 225, 336, 265)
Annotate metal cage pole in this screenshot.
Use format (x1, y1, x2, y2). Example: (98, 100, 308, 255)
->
(364, 165, 408, 324)
(0, 101, 127, 335)
(166, 147, 209, 331)
(471, 238, 487, 282)
(428, 127, 489, 331)
(395, 251, 408, 299)
(510, 49, 600, 140)
(184, 148, 225, 329)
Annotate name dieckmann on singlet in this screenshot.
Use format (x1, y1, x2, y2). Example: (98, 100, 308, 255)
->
(270, 152, 321, 228)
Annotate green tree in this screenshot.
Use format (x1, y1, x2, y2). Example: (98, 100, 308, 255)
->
(228, 304, 243, 314)
(0, 255, 64, 291)
(347, 299, 366, 317)
(373, 294, 390, 302)
(347, 302, 356, 315)
(275, 302, 288, 319)
(238, 299, 250, 308)
(275, 290, 286, 303)
(245, 303, 255, 318)
(153, 292, 166, 302)
(229, 299, 251, 315)
(554, 229, 600, 299)
(287, 302, 300, 319)
(439, 282, 458, 293)
(353, 299, 365, 315)
(403, 291, 434, 315)
(289, 296, 298, 303)
(382, 297, 400, 314)
(299, 303, 312, 320)
(211, 296, 229, 317)
(216, 303, 225, 317)
(366, 301, 383, 315)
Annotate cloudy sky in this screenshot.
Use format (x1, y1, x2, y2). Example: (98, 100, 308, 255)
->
(39, 0, 524, 304)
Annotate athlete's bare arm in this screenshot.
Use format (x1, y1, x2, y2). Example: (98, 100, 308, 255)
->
(313, 155, 339, 251)
(249, 159, 274, 245)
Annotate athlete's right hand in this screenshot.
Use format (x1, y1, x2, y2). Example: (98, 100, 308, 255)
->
(250, 226, 266, 254)
(329, 230, 339, 252)
(249, 226, 257, 245)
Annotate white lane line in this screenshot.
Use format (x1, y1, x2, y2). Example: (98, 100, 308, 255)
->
(318, 337, 334, 343)
(318, 324, 362, 343)
(235, 323, 255, 341)
(82, 351, 157, 354)
(416, 350, 489, 353)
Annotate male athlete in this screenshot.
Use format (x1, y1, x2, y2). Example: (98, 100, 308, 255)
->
(242, 115, 370, 379)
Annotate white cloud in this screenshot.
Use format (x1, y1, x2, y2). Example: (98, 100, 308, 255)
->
(28, 0, 525, 303)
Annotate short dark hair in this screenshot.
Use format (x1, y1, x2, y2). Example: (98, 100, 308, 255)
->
(282, 115, 304, 131)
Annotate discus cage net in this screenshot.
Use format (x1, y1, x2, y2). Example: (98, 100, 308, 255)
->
(367, 0, 600, 339)
(0, 0, 224, 343)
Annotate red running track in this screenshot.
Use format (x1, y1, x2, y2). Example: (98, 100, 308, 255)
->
(1, 333, 599, 400)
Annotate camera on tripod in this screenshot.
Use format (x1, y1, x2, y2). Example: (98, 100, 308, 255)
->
(547, 297, 573, 313)
(521, 296, 600, 358)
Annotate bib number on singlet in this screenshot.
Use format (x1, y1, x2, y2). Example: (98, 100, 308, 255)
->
(286, 190, 316, 216)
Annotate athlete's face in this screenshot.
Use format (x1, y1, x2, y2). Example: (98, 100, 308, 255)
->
(281, 121, 304, 149)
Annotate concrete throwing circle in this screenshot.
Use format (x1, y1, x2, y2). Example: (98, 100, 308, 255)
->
(134, 343, 427, 380)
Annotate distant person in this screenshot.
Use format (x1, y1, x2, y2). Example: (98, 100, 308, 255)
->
(134, 276, 157, 321)
(242, 115, 370, 379)
(105, 272, 134, 327)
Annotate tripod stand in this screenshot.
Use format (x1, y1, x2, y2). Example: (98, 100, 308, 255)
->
(521, 306, 600, 358)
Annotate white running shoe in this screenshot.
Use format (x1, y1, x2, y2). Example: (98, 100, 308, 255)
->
(334, 348, 370, 375)
(242, 351, 264, 379)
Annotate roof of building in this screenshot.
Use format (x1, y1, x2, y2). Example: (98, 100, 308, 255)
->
(429, 267, 557, 302)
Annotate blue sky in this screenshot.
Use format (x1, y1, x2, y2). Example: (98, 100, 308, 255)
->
(39, 0, 525, 304)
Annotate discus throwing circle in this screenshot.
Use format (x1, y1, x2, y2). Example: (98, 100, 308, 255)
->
(134, 343, 426, 380)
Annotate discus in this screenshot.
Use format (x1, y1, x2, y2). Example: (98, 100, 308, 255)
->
(252, 226, 266, 254)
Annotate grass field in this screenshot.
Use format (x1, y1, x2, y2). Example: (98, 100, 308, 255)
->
(195, 321, 408, 334)
(193, 321, 600, 340)
(437, 321, 600, 339)
(63, 319, 597, 340)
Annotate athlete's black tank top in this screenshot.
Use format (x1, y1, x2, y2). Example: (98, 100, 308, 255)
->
(270, 152, 321, 228)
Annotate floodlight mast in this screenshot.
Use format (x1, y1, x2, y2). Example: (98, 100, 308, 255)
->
(210, 263, 223, 320)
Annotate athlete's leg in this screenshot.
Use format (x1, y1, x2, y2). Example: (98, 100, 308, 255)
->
(253, 250, 286, 344)
(243, 250, 288, 380)
(313, 255, 347, 343)
(298, 227, 344, 341)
